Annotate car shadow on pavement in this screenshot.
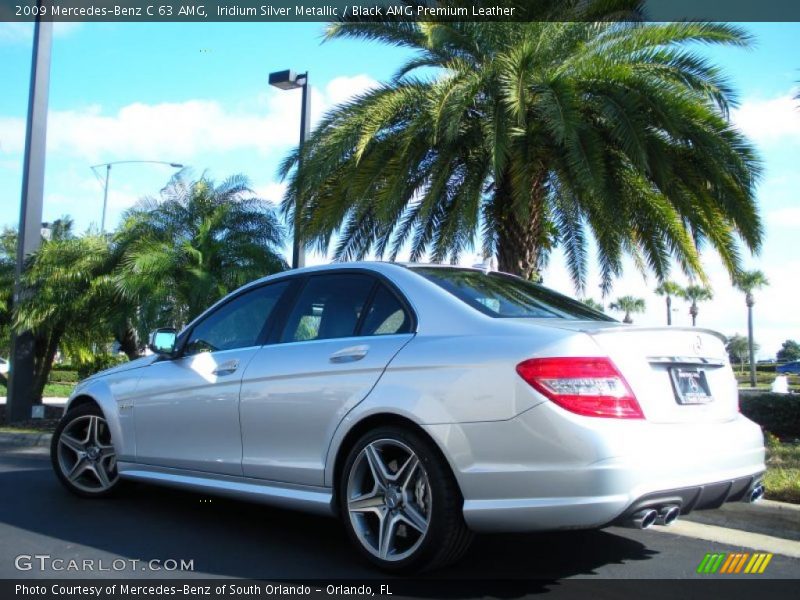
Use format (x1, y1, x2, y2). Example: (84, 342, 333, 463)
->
(0, 454, 657, 588)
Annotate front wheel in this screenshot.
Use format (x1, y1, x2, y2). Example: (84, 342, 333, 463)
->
(339, 426, 473, 572)
(51, 404, 120, 497)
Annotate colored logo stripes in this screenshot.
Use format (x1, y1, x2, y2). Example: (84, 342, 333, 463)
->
(696, 552, 773, 574)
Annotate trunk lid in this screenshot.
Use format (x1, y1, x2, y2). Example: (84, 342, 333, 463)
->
(523, 321, 738, 423)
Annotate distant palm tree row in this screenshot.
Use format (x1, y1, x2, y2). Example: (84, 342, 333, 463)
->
(584, 270, 768, 386)
(0, 173, 287, 404)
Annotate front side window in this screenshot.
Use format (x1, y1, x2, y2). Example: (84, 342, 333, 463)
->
(412, 267, 614, 321)
(184, 282, 289, 355)
(281, 274, 374, 343)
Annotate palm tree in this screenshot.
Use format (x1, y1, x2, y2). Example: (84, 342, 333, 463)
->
(116, 173, 287, 327)
(680, 285, 713, 327)
(654, 281, 684, 326)
(12, 221, 121, 404)
(609, 296, 645, 324)
(734, 269, 769, 387)
(725, 334, 751, 375)
(281, 10, 762, 294)
(580, 298, 605, 313)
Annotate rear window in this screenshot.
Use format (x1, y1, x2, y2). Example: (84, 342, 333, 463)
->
(412, 267, 614, 321)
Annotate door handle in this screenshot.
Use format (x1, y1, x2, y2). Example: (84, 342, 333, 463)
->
(329, 345, 369, 363)
(212, 359, 240, 376)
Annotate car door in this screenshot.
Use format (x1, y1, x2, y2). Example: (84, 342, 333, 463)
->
(239, 273, 415, 485)
(132, 281, 290, 475)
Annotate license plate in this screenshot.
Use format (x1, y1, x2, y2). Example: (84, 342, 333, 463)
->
(669, 368, 713, 405)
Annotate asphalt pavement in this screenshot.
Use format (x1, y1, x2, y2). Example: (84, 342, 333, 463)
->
(0, 446, 797, 581)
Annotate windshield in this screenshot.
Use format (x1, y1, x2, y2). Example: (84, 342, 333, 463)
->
(412, 267, 615, 321)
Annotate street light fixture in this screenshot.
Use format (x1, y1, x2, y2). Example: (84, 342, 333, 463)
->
(269, 69, 310, 269)
(90, 160, 185, 232)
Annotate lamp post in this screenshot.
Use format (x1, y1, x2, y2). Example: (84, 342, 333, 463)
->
(90, 160, 184, 232)
(269, 69, 310, 269)
(6, 9, 52, 424)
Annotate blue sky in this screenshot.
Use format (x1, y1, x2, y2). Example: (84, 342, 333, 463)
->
(0, 22, 798, 358)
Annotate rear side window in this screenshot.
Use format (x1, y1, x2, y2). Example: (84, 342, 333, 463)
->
(412, 267, 614, 321)
(360, 285, 412, 336)
(281, 274, 374, 342)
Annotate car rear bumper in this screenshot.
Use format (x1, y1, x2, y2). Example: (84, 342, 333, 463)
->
(424, 402, 766, 533)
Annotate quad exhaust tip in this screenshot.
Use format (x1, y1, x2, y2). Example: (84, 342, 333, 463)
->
(627, 508, 658, 529)
(748, 484, 765, 503)
(655, 505, 680, 526)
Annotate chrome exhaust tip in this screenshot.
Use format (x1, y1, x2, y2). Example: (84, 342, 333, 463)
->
(626, 508, 658, 529)
(748, 484, 765, 503)
(655, 505, 680, 526)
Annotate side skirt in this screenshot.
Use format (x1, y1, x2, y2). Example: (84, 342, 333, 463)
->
(117, 461, 335, 516)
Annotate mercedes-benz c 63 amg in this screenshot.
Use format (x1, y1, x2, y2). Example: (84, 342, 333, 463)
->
(51, 263, 765, 571)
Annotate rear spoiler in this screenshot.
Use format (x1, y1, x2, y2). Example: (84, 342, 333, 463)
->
(581, 325, 727, 344)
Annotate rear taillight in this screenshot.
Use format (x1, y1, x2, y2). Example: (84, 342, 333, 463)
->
(516, 357, 644, 419)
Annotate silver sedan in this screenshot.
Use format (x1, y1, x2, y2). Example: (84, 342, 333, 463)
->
(51, 263, 765, 572)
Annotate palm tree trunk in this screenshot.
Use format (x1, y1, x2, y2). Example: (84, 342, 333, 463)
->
(32, 327, 62, 404)
(116, 323, 139, 360)
(690, 303, 698, 327)
(747, 303, 756, 388)
(493, 174, 544, 279)
(666, 296, 672, 326)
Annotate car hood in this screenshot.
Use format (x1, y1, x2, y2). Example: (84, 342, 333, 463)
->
(84, 354, 158, 382)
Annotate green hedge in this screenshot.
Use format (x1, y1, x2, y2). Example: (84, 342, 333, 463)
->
(740, 392, 800, 438)
(77, 355, 129, 379)
(49, 369, 79, 383)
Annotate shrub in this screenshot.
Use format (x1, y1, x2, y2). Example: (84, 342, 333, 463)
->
(48, 369, 78, 384)
(740, 392, 800, 439)
(77, 354, 129, 380)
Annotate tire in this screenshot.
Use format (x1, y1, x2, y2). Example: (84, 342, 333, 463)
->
(338, 425, 473, 573)
(51, 404, 121, 498)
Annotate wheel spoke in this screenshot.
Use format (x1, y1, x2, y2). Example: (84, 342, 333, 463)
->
(59, 433, 84, 455)
(92, 463, 112, 489)
(399, 503, 429, 534)
(378, 512, 399, 559)
(397, 455, 419, 491)
(88, 416, 102, 446)
(348, 490, 385, 513)
(364, 444, 391, 488)
(67, 457, 89, 482)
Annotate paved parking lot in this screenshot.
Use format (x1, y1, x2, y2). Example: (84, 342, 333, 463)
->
(0, 446, 797, 581)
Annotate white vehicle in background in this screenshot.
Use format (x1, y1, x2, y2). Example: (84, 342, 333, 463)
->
(0, 357, 8, 376)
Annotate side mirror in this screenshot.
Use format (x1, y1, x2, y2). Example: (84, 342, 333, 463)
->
(148, 328, 177, 356)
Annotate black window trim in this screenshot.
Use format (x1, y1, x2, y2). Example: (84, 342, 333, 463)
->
(170, 267, 418, 357)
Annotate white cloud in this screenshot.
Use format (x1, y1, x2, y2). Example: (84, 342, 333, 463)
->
(731, 93, 800, 145)
(0, 74, 380, 164)
(767, 206, 800, 228)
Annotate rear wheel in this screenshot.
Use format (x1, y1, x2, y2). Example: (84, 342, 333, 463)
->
(339, 426, 473, 572)
(51, 404, 120, 498)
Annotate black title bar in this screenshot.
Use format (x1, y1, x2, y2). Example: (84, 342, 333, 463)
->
(2, 0, 800, 23)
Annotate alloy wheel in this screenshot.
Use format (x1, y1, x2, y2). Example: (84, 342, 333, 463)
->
(346, 439, 432, 562)
(56, 414, 118, 493)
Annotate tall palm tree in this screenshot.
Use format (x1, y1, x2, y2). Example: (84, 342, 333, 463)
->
(281, 7, 762, 294)
(680, 285, 713, 327)
(609, 296, 645, 324)
(734, 269, 769, 387)
(116, 173, 287, 327)
(654, 280, 684, 326)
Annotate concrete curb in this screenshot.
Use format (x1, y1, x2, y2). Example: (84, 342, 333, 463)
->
(684, 500, 800, 542)
(0, 431, 53, 447)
